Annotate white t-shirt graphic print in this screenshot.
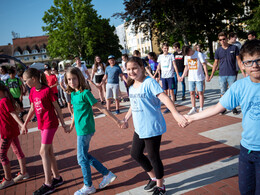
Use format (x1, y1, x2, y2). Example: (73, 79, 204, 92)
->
(184, 51, 206, 81)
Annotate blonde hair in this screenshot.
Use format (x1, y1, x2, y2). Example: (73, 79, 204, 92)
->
(64, 67, 91, 93)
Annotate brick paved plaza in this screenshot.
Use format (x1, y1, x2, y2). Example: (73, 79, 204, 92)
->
(1, 76, 243, 195)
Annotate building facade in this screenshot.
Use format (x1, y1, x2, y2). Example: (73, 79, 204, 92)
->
(115, 22, 161, 57)
(12, 35, 51, 66)
(0, 44, 15, 66)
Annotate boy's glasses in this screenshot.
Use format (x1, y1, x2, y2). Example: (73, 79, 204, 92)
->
(242, 58, 260, 67)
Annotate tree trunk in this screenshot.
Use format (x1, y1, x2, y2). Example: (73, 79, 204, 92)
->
(182, 34, 189, 45)
(208, 37, 214, 60)
(149, 28, 154, 52)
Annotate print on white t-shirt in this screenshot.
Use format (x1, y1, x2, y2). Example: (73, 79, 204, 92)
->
(184, 51, 206, 81)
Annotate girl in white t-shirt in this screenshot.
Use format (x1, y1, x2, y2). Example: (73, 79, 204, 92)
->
(91, 56, 106, 105)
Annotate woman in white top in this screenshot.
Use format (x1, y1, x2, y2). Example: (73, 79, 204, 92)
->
(91, 56, 106, 104)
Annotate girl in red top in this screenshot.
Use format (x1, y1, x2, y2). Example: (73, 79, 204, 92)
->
(44, 64, 59, 96)
(0, 83, 28, 189)
(22, 68, 69, 195)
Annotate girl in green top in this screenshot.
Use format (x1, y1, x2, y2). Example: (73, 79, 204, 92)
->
(65, 67, 123, 195)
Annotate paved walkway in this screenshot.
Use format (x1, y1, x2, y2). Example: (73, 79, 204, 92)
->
(1, 75, 244, 195)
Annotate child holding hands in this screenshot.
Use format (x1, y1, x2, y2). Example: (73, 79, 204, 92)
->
(22, 68, 69, 195)
(121, 57, 188, 195)
(64, 67, 124, 195)
(185, 40, 260, 195)
(0, 83, 28, 189)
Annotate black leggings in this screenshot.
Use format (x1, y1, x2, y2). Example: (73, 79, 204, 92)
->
(130, 132, 164, 179)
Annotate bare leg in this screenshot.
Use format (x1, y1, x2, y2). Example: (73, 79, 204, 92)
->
(98, 88, 104, 102)
(18, 158, 27, 175)
(169, 89, 175, 102)
(106, 98, 111, 111)
(156, 178, 164, 187)
(190, 91, 196, 108)
(115, 99, 120, 110)
(3, 163, 12, 180)
(49, 145, 60, 179)
(198, 91, 204, 108)
(147, 170, 164, 187)
(40, 144, 52, 185)
(147, 170, 156, 179)
(68, 102, 73, 116)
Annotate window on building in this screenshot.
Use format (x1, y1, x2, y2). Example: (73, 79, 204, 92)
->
(23, 50, 29, 55)
(14, 51, 20, 56)
(24, 57, 30, 61)
(33, 56, 39, 60)
(32, 49, 38, 54)
(42, 55, 47, 59)
(40, 48, 46, 53)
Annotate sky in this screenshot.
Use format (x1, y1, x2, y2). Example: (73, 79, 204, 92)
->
(0, 0, 125, 45)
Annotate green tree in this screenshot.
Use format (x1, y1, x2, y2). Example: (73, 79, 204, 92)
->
(245, 0, 260, 38)
(42, 0, 122, 62)
(115, 0, 257, 59)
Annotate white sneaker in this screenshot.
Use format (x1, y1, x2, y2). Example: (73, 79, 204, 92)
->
(13, 172, 30, 183)
(74, 185, 96, 195)
(187, 108, 197, 115)
(99, 171, 117, 189)
(0, 178, 15, 189)
(199, 108, 203, 112)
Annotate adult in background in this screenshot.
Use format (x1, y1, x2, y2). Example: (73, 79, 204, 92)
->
(0, 66, 10, 82)
(91, 56, 106, 105)
(247, 30, 257, 41)
(74, 56, 91, 81)
(228, 32, 242, 77)
(173, 42, 186, 101)
(209, 32, 245, 115)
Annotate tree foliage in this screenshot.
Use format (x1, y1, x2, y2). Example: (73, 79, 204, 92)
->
(115, 0, 258, 59)
(245, 0, 260, 38)
(42, 0, 122, 61)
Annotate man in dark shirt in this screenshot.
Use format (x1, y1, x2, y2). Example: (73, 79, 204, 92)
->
(210, 32, 245, 115)
(173, 42, 186, 101)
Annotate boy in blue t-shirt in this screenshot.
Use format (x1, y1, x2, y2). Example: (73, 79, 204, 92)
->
(185, 40, 260, 195)
(99, 55, 127, 114)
